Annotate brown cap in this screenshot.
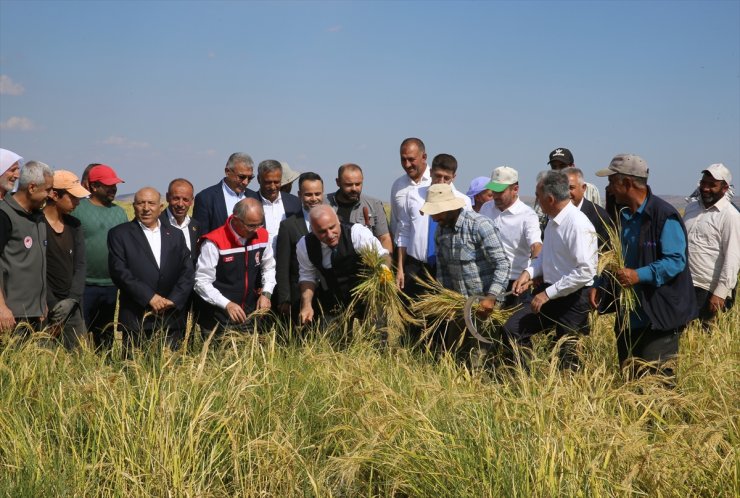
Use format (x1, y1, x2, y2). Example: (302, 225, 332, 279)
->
(596, 154, 649, 179)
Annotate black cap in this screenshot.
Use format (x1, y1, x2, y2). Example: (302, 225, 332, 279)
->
(548, 147, 574, 166)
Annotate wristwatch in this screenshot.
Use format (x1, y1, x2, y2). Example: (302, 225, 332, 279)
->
(262, 292, 272, 299)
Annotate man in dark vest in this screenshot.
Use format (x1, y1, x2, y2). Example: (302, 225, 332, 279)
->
(194, 198, 275, 333)
(590, 154, 696, 379)
(296, 205, 389, 324)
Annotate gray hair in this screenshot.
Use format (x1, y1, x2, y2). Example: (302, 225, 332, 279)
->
(226, 152, 254, 171)
(258, 159, 282, 178)
(538, 170, 570, 202)
(562, 167, 585, 186)
(18, 160, 53, 189)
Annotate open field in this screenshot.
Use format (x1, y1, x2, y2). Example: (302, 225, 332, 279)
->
(0, 307, 738, 497)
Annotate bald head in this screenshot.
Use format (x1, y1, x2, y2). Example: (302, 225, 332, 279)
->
(231, 197, 265, 238)
(309, 205, 341, 247)
(133, 187, 162, 229)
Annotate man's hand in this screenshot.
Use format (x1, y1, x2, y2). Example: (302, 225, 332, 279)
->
(476, 296, 497, 319)
(256, 295, 271, 311)
(708, 294, 726, 314)
(588, 287, 601, 309)
(530, 291, 550, 314)
(616, 268, 639, 288)
(512, 272, 532, 295)
(225, 302, 247, 324)
(396, 268, 405, 290)
(0, 304, 16, 332)
(299, 304, 314, 324)
(149, 294, 173, 313)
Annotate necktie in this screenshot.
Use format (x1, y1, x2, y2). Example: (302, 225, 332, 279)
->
(427, 216, 437, 266)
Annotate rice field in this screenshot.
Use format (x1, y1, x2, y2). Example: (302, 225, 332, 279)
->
(0, 303, 737, 496)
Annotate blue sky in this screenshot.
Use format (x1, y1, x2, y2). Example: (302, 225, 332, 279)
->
(1, 0, 738, 201)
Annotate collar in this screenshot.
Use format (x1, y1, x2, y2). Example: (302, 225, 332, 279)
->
(551, 201, 576, 226)
(409, 166, 431, 186)
(576, 198, 585, 210)
(702, 195, 731, 212)
(621, 195, 648, 222)
(221, 179, 244, 198)
(167, 208, 190, 228)
(137, 219, 161, 233)
(261, 192, 282, 205)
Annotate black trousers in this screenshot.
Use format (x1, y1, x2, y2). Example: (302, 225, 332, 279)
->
(401, 255, 436, 299)
(502, 286, 591, 368)
(694, 286, 735, 324)
(615, 324, 684, 379)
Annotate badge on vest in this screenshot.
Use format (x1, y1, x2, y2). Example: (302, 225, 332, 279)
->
(223, 255, 235, 263)
(24, 236, 33, 249)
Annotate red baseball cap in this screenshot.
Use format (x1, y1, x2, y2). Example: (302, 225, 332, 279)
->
(88, 164, 124, 185)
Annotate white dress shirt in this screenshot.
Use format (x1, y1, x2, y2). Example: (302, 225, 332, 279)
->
(166, 208, 192, 252)
(221, 181, 245, 219)
(261, 192, 287, 254)
(296, 224, 388, 284)
(194, 221, 277, 309)
(389, 167, 432, 236)
(396, 183, 472, 262)
(684, 196, 740, 298)
(479, 198, 542, 280)
(524, 202, 597, 299)
(138, 220, 162, 268)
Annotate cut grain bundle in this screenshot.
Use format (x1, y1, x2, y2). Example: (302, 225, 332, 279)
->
(597, 209, 638, 330)
(345, 247, 419, 346)
(410, 273, 516, 346)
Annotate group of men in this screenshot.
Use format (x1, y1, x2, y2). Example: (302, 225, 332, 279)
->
(0, 141, 737, 377)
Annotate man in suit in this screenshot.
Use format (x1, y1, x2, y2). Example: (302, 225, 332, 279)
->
(275, 172, 325, 318)
(564, 167, 612, 248)
(193, 152, 257, 234)
(108, 187, 194, 350)
(159, 178, 204, 263)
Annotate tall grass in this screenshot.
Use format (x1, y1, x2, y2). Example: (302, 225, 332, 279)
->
(1, 308, 738, 496)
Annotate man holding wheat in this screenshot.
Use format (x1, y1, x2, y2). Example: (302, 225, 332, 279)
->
(591, 154, 695, 378)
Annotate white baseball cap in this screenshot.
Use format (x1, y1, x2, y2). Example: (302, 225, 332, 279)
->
(702, 163, 732, 185)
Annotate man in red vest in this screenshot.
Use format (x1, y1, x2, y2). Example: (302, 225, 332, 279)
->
(194, 198, 275, 333)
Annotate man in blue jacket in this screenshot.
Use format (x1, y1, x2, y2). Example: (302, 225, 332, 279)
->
(591, 154, 695, 379)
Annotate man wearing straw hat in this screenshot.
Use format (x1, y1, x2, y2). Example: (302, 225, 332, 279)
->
(279, 162, 301, 194)
(0, 148, 23, 200)
(420, 183, 510, 352)
(590, 154, 695, 378)
(504, 170, 598, 370)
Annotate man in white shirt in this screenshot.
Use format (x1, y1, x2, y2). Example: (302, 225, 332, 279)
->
(395, 153, 471, 297)
(160, 178, 205, 262)
(194, 198, 276, 334)
(248, 160, 302, 255)
(297, 205, 389, 324)
(479, 166, 542, 307)
(390, 137, 432, 238)
(503, 170, 598, 370)
(108, 188, 194, 350)
(683, 163, 740, 324)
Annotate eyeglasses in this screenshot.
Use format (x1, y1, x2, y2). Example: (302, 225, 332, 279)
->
(230, 171, 254, 182)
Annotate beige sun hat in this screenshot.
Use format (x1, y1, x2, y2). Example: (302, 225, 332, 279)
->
(280, 162, 301, 187)
(420, 183, 467, 215)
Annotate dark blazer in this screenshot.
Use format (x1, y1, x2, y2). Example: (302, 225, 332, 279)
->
(245, 190, 303, 221)
(108, 220, 194, 334)
(159, 209, 205, 263)
(193, 181, 258, 234)
(580, 198, 614, 251)
(275, 213, 309, 306)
